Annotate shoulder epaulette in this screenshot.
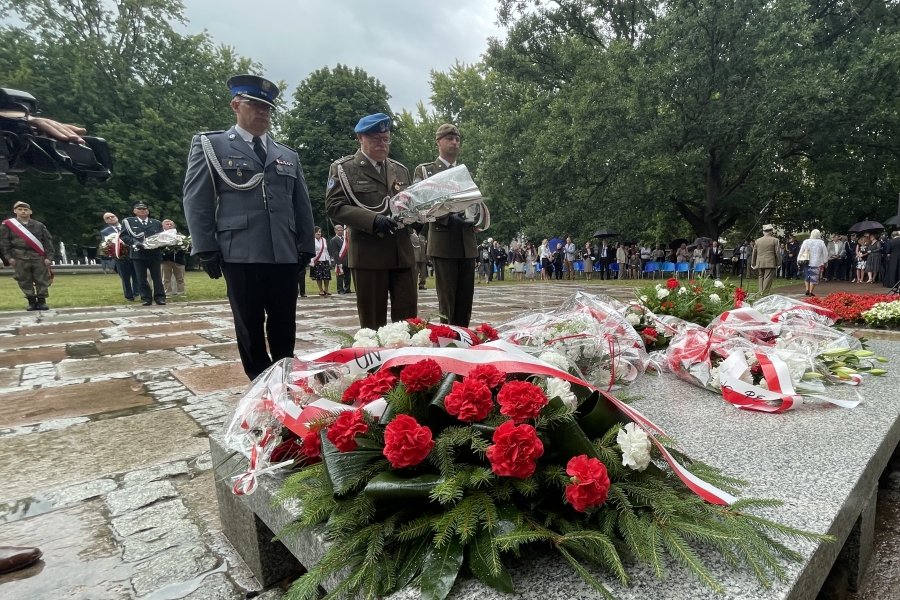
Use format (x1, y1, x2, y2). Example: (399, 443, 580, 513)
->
(334, 155, 354, 165)
(274, 140, 297, 153)
(197, 130, 225, 136)
(388, 158, 410, 171)
(414, 162, 433, 171)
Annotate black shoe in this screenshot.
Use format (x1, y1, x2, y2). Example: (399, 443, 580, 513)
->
(125, 297, 135, 302)
(419, 286, 427, 290)
(156, 301, 166, 305)
(337, 290, 345, 294)
(142, 301, 152, 306)
(35, 298, 49, 310)
(300, 295, 308, 298)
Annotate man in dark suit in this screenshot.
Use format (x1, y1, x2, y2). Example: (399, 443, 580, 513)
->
(182, 74, 315, 379)
(120, 202, 165, 306)
(413, 124, 478, 325)
(325, 113, 416, 329)
(329, 224, 351, 294)
(101, 212, 140, 301)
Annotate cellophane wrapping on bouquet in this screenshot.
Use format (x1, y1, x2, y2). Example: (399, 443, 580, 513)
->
(222, 357, 347, 494)
(750, 294, 838, 325)
(141, 229, 191, 250)
(665, 303, 886, 412)
(496, 291, 650, 389)
(99, 232, 128, 258)
(389, 164, 488, 229)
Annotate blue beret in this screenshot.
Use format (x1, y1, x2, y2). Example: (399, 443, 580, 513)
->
(354, 113, 392, 134)
(226, 74, 279, 107)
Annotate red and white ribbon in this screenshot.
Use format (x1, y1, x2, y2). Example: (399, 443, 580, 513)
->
(3, 218, 45, 255)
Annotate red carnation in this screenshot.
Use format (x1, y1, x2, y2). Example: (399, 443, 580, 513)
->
(400, 359, 443, 393)
(468, 364, 506, 389)
(383, 414, 435, 468)
(486, 420, 544, 479)
(428, 324, 456, 344)
(734, 287, 747, 302)
(565, 455, 610, 512)
(406, 318, 426, 329)
(443, 379, 493, 422)
(666, 278, 679, 290)
(341, 379, 366, 404)
(357, 370, 398, 403)
(496, 380, 548, 422)
(476, 323, 499, 342)
(302, 427, 322, 458)
(326, 409, 368, 452)
(641, 327, 658, 340)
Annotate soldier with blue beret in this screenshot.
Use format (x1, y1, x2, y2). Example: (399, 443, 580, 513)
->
(325, 112, 417, 329)
(182, 74, 315, 380)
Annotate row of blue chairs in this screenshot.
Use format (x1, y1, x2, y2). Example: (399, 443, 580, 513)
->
(643, 261, 710, 278)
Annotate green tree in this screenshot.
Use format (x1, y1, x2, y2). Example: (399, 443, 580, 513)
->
(281, 65, 393, 227)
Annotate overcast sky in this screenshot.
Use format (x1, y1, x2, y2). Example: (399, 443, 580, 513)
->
(179, 0, 506, 114)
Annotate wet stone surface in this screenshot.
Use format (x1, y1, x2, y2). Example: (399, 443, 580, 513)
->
(0, 285, 897, 600)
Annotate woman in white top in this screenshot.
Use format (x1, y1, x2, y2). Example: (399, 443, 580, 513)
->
(310, 226, 332, 296)
(798, 229, 829, 297)
(539, 239, 552, 281)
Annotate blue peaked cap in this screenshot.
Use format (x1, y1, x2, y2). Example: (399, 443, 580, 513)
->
(354, 113, 392, 134)
(226, 74, 279, 107)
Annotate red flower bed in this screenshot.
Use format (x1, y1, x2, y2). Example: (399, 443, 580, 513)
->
(804, 292, 897, 323)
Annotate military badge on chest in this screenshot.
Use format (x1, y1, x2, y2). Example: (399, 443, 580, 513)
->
(392, 178, 402, 192)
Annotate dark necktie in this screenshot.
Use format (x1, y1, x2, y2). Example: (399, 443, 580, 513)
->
(252, 136, 267, 165)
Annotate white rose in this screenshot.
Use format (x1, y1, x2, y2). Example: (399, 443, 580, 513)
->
(409, 329, 433, 347)
(626, 313, 640, 325)
(714, 279, 725, 288)
(657, 288, 670, 300)
(617, 422, 652, 471)
(708, 293, 721, 303)
(545, 377, 578, 409)
(539, 350, 569, 372)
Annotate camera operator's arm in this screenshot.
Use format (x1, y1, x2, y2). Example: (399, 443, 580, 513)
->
(29, 117, 86, 144)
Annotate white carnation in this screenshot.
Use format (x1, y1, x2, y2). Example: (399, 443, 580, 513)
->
(657, 288, 670, 300)
(352, 337, 378, 348)
(409, 329, 433, 347)
(539, 350, 570, 372)
(545, 377, 578, 409)
(677, 286, 689, 295)
(353, 328, 377, 341)
(617, 422, 652, 471)
(655, 284, 663, 291)
(626, 313, 641, 325)
(708, 293, 721, 303)
(655, 323, 666, 334)
(714, 279, 725, 288)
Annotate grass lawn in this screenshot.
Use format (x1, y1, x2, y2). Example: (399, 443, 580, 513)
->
(0, 268, 795, 311)
(0, 270, 228, 311)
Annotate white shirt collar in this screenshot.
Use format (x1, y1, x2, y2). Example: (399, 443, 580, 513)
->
(360, 150, 382, 171)
(438, 156, 456, 168)
(234, 124, 268, 149)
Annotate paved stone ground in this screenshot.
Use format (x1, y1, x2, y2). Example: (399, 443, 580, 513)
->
(0, 281, 897, 599)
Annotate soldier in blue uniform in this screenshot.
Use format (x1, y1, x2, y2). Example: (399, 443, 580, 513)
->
(182, 74, 315, 380)
(120, 202, 166, 306)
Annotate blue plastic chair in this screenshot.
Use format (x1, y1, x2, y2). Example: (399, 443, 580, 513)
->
(643, 262, 658, 279)
(660, 261, 676, 277)
(675, 262, 691, 278)
(609, 263, 620, 277)
(693, 262, 709, 277)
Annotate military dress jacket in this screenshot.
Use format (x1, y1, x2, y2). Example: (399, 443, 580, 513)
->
(414, 160, 477, 260)
(328, 234, 348, 267)
(325, 150, 414, 270)
(0, 218, 54, 261)
(120, 217, 164, 260)
(182, 126, 315, 264)
(752, 235, 782, 269)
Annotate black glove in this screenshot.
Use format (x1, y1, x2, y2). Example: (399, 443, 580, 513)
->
(197, 251, 223, 279)
(299, 252, 315, 266)
(373, 215, 398, 235)
(447, 212, 472, 228)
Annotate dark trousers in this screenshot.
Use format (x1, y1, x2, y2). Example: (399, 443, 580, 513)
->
(352, 267, 417, 329)
(784, 261, 797, 280)
(825, 259, 840, 281)
(433, 257, 476, 327)
(496, 261, 506, 281)
(116, 260, 140, 300)
(336, 265, 352, 293)
(223, 262, 300, 380)
(597, 256, 611, 279)
(298, 265, 307, 296)
(131, 258, 165, 304)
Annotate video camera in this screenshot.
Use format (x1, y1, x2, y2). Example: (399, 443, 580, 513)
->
(0, 87, 113, 192)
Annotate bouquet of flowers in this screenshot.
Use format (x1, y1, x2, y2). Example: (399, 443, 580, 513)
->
(256, 338, 829, 600)
(142, 229, 190, 250)
(390, 164, 490, 231)
(666, 305, 888, 412)
(862, 299, 900, 328)
(99, 232, 128, 258)
(495, 294, 649, 389)
(637, 277, 746, 327)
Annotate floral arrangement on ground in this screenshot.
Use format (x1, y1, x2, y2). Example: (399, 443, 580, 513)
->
(245, 333, 832, 600)
(637, 277, 746, 327)
(804, 292, 898, 324)
(861, 299, 900, 328)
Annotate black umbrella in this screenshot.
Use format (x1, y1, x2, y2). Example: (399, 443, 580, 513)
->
(884, 215, 900, 226)
(669, 238, 689, 249)
(849, 220, 884, 232)
(593, 228, 618, 238)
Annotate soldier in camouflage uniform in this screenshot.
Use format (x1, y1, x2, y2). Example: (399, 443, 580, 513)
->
(0, 201, 54, 311)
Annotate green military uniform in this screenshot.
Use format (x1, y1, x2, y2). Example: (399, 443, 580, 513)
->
(414, 159, 478, 326)
(0, 217, 54, 305)
(325, 149, 416, 329)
